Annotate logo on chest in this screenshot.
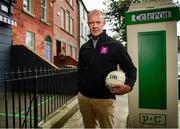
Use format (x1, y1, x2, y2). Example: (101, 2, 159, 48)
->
(100, 46, 109, 54)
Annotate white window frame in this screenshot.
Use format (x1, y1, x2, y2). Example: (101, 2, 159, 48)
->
(73, 47, 76, 59)
(70, 17, 74, 35)
(81, 22, 83, 38)
(23, 0, 33, 13)
(66, 11, 70, 32)
(67, 45, 72, 56)
(60, 8, 65, 29)
(61, 42, 66, 55)
(26, 31, 35, 50)
(83, 8, 85, 19)
(45, 36, 52, 62)
(41, 0, 48, 21)
(85, 26, 87, 40)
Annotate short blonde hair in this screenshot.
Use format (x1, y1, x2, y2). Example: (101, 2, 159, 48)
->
(88, 9, 105, 21)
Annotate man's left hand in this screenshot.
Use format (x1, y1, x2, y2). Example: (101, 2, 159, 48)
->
(110, 84, 131, 95)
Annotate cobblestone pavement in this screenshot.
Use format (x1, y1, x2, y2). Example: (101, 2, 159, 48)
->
(61, 94, 129, 128)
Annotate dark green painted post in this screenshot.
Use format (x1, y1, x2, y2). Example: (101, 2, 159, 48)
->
(138, 31, 167, 109)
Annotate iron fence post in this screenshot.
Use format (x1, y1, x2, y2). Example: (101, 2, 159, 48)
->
(4, 72, 8, 128)
(34, 72, 38, 128)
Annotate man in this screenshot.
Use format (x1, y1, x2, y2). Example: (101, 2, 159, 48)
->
(78, 9, 137, 128)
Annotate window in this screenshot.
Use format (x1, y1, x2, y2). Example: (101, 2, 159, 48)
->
(85, 26, 87, 40)
(83, 8, 85, 19)
(60, 8, 65, 29)
(84, 26, 87, 39)
(81, 22, 83, 37)
(45, 36, 52, 62)
(66, 11, 70, 32)
(23, 0, 33, 13)
(70, 17, 74, 35)
(67, 45, 72, 56)
(73, 47, 76, 59)
(61, 42, 66, 55)
(41, 0, 47, 21)
(26, 31, 35, 50)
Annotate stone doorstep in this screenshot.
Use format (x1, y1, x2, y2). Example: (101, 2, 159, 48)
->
(39, 97, 79, 129)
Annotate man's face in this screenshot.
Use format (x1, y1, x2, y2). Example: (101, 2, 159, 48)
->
(88, 13, 105, 37)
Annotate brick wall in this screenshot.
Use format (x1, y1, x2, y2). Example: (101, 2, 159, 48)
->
(12, 0, 54, 58)
(53, 0, 79, 60)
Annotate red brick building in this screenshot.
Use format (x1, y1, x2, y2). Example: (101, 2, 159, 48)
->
(53, 0, 79, 61)
(12, 0, 79, 66)
(12, 0, 54, 62)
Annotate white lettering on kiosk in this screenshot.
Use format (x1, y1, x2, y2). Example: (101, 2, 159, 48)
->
(132, 11, 171, 22)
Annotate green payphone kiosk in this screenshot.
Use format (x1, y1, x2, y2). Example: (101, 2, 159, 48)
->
(125, 0, 180, 128)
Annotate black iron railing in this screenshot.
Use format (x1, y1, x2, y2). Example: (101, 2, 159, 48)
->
(0, 68, 78, 128)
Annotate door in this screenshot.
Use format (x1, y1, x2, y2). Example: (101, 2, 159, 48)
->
(139, 31, 167, 109)
(45, 36, 52, 62)
(56, 40, 61, 56)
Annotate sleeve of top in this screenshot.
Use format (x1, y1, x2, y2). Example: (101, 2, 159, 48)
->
(78, 48, 85, 86)
(114, 43, 137, 90)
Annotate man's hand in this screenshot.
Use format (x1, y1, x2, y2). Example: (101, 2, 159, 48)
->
(110, 84, 131, 95)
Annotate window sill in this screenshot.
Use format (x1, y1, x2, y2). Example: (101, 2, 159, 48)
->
(41, 19, 51, 26)
(23, 9, 35, 18)
(60, 27, 74, 37)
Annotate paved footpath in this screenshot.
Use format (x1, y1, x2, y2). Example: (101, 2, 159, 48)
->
(178, 100, 180, 128)
(61, 94, 129, 128)
(62, 96, 180, 128)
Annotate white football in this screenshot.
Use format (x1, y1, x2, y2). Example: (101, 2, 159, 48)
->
(105, 70, 126, 89)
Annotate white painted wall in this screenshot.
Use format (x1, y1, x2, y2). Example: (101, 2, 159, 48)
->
(79, 1, 89, 48)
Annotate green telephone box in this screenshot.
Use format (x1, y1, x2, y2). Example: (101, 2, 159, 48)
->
(125, 0, 180, 128)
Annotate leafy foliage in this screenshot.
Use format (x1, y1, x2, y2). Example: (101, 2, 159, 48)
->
(104, 0, 140, 42)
